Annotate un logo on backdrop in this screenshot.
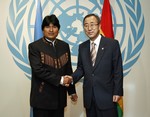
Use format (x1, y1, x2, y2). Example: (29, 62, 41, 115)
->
(6, 0, 145, 79)
(49, 0, 105, 67)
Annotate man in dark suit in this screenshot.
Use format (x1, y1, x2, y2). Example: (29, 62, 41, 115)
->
(65, 14, 123, 117)
(28, 14, 77, 117)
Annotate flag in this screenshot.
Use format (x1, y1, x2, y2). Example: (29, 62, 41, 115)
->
(30, 0, 43, 117)
(100, 0, 114, 38)
(34, 0, 43, 41)
(100, 0, 123, 117)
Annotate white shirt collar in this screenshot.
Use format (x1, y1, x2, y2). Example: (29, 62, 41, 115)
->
(45, 38, 55, 45)
(90, 34, 101, 51)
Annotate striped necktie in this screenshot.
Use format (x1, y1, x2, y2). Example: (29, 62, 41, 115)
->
(91, 42, 96, 66)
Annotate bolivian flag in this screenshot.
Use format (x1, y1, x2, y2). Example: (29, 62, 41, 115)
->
(100, 0, 123, 117)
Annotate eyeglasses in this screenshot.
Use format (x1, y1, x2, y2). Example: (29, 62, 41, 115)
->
(84, 23, 99, 29)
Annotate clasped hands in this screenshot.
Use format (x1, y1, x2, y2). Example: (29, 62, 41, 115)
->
(63, 75, 78, 102)
(63, 75, 73, 87)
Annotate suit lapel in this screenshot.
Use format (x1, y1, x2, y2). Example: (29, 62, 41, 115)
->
(85, 41, 93, 67)
(93, 36, 106, 70)
(81, 40, 94, 69)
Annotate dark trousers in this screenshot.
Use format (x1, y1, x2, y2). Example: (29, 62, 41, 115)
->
(86, 96, 118, 117)
(33, 107, 64, 117)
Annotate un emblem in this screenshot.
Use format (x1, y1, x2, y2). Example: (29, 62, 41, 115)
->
(6, 0, 145, 79)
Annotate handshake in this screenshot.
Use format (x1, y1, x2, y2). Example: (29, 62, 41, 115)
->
(61, 75, 78, 102)
(63, 75, 73, 87)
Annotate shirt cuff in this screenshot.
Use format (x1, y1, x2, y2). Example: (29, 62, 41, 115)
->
(60, 76, 64, 85)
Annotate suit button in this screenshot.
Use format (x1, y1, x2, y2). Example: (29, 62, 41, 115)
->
(92, 74, 94, 76)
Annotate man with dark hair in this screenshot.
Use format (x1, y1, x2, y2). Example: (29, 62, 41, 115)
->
(28, 14, 77, 117)
(65, 13, 123, 117)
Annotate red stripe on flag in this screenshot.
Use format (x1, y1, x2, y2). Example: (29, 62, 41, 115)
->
(100, 0, 114, 38)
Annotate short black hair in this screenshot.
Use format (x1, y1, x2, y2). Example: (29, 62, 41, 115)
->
(41, 14, 60, 30)
(83, 14, 100, 24)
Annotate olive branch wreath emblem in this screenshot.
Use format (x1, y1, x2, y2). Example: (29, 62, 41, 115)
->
(122, 0, 145, 77)
(6, 0, 145, 79)
(6, 0, 31, 78)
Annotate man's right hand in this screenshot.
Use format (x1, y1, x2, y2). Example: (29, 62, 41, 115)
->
(63, 75, 73, 87)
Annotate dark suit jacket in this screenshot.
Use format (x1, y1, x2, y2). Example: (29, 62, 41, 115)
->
(28, 38, 76, 110)
(72, 35, 123, 110)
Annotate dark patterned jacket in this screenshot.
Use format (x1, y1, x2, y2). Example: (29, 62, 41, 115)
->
(28, 38, 76, 109)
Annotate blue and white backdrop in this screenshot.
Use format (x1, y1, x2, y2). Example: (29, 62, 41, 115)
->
(0, 0, 150, 117)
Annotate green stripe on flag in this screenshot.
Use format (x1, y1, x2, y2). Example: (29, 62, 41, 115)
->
(117, 103, 123, 117)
